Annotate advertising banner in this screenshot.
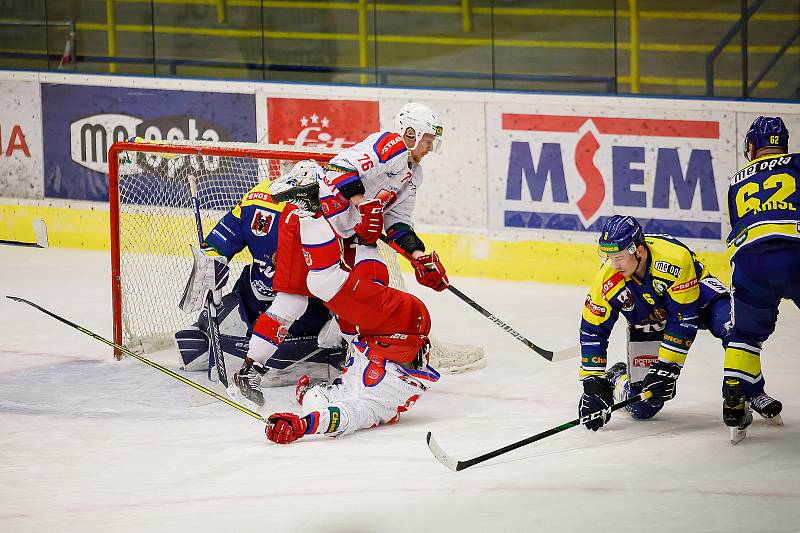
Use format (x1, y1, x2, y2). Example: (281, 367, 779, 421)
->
(0, 80, 43, 199)
(261, 93, 488, 228)
(487, 104, 738, 242)
(265, 97, 379, 150)
(41, 84, 256, 201)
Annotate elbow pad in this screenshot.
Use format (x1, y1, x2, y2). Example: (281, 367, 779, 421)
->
(386, 223, 425, 255)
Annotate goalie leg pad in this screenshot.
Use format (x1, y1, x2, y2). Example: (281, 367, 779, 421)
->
(175, 325, 209, 371)
(179, 244, 229, 314)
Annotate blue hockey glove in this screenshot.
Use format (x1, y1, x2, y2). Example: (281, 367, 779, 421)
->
(579, 376, 614, 431)
(641, 360, 681, 405)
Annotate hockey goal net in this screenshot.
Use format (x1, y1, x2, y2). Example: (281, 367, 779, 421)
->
(108, 139, 484, 373)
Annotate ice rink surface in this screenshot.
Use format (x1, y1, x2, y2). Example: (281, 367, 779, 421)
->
(1, 246, 799, 533)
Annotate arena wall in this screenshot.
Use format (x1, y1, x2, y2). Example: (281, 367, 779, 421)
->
(2, 70, 799, 285)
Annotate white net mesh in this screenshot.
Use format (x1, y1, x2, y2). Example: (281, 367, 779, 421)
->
(112, 140, 484, 373)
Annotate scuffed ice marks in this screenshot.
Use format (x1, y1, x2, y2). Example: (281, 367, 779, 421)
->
(0, 359, 217, 419)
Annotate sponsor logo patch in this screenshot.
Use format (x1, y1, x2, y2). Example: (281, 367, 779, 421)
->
(585, 295, 607, 317)
(654, 260, 681, 277)
(670, 277, 698, 292)
(602, 272, 624, 297)
(374, 132, 407, 163)
(632, 355, 658, 367)
(246, 191, 274, 202)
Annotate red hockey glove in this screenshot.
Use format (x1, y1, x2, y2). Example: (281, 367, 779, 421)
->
(265, 412, 308, 444)
(353, 198, 384, 245)
(414, 251, 449, 292)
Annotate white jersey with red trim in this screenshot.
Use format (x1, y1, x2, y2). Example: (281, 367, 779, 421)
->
(318, 130, 422, 238)
(301, 341, 440, 437)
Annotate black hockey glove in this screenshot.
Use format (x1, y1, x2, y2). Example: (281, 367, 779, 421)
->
(579, 376, 614, 431)
(641, 360, 681, 405)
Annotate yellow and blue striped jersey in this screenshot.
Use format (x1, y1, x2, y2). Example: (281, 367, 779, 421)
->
(579, 235, 710, 379)
(727, 152, 800, 258)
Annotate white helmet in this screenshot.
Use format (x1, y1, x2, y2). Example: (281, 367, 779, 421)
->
(394, 102, 443, 153)
(284, 159, 321, 187)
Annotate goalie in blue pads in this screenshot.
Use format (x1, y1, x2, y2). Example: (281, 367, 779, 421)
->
(175, 264, 345, 388)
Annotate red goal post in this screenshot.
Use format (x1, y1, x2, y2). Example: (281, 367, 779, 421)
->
(108, 139, 484, 373)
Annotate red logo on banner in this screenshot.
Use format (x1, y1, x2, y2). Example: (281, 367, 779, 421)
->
(267, 98, 379, 151)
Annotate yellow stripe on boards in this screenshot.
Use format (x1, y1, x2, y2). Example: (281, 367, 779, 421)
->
(0, 204, 110, 250)
(0, 204, 729, 286)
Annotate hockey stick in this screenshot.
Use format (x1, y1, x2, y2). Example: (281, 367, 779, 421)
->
(0, 219, 48, 248)
(5, 295, 268, 423)
(427, 390, 653, 471)
(188, 175, 229, 388)
(380, 236, 579, 362)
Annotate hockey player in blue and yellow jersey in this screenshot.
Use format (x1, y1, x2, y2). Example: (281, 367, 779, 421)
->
(578, 215, 732, 430)
(722, 116, 795, 441)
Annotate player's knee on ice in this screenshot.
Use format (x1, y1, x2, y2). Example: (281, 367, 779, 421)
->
(615, 379, 664, 420)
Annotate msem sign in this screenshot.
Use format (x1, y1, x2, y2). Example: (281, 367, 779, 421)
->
(488, 107, 735, 240)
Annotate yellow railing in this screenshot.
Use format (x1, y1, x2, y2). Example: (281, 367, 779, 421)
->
(106, 0, 116, 73)
(48, 1, 800, 90)
(628, 0, 639, 93)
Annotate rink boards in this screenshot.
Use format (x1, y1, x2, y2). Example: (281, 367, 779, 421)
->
(2, 70, 799, 284)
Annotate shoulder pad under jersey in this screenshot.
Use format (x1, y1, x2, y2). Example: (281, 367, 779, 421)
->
(372, 132, 407, 163)
(645, 236, 693, 280)
(241, 181, 285, 211)
(600, 270, 625, 299)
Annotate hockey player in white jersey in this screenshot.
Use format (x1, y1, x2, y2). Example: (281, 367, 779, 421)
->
(318, 102, 449, 340)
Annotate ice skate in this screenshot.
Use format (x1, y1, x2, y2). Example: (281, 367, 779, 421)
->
(603, 361, 628, 385)
(751, 392, 783, 426)
(723, 379, 753, 445)
(229, 358, 267, 407)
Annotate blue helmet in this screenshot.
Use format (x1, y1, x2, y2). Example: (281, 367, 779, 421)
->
(598, 215, 644, 256)
(743, 116, 789, 161)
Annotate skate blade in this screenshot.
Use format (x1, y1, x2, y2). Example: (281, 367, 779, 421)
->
(730, 426, 748, 445)
(225, 384, 265, 411)
(766, 414, 784, 426)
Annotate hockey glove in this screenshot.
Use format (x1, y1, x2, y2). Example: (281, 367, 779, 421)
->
(641, 360, 681, 405)
(353, 198, 384, 245)
(414, 251, 449, 292)
(579, 376, 614, 431)
(266, 412, 308, 444)
(179, 244, 229, 314)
